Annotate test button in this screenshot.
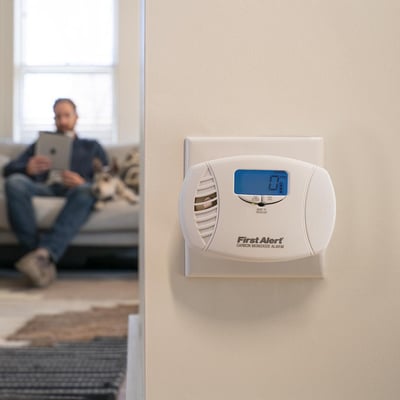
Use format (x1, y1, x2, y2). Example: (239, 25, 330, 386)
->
(238, 195, 261, 204)
(261, 195, 286, 205)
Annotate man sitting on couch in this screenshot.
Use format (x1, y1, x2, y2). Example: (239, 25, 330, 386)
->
(3, 98, 108, 287)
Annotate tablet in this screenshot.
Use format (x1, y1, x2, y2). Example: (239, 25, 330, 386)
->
(35, 131, 73, 170)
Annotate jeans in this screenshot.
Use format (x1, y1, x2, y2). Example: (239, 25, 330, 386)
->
(5, 173, 96, 262)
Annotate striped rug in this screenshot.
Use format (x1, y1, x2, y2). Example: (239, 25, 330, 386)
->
(0, 337, 127, 400)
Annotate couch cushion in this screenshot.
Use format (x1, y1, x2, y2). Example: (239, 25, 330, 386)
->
(0, 196, 139, 232)
(0, 142, 27, 159)
(0, 155, 10, 167)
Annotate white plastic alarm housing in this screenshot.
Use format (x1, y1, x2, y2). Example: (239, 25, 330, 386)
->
(179, 154, 336, 263)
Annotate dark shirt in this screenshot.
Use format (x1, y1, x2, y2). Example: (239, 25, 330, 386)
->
(3, 135, 108, 183)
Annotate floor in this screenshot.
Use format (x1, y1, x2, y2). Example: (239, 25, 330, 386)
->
(0, 268, 139, 400)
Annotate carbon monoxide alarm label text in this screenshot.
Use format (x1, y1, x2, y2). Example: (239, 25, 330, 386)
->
(236, 236, 285, 249)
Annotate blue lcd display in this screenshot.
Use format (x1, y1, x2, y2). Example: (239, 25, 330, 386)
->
(234, 170, 288, 196)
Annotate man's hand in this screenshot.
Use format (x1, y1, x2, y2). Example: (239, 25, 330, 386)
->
(62, 170, 85, 188)
(26, 156, 52, 176)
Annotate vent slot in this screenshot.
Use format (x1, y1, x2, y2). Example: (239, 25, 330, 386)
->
(193, 165, 218, 247)
(194, 192, 217, 203)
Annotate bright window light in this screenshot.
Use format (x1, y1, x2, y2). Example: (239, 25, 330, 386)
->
(15, 0, 116, 143)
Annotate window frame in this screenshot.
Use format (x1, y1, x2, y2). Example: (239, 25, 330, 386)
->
(13, 0, 118, 144)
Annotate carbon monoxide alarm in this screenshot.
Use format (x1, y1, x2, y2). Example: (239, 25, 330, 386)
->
(179, 155, 336, 262)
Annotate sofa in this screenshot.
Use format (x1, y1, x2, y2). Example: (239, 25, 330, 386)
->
(0, 141, 140, 266)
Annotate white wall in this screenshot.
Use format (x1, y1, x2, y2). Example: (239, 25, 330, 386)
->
(142, 1, 400, 399)
(0, 0, 13, 138)
(0, 0, 141, 143)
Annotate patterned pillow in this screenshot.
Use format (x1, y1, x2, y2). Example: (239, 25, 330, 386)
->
(117, 148, 140, 194)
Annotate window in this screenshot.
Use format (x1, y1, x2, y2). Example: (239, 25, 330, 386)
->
(14, 0, 116, 143)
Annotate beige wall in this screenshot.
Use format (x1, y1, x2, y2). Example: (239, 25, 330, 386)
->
(142, 1, 400, 399)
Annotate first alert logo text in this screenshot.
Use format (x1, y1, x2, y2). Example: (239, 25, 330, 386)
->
(236, 236, 284, 249)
